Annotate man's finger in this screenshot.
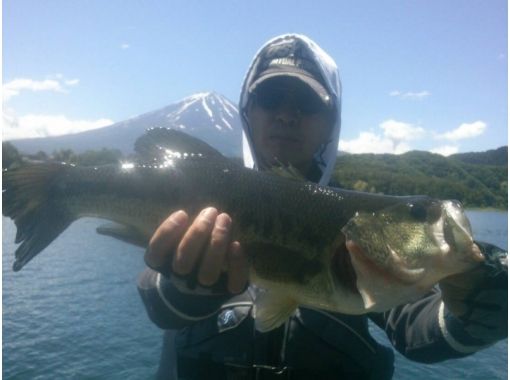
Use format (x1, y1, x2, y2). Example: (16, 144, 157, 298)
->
(173, 207, 218, 275)
(145, 210, 189, 270)
(198, 213, 232, 286)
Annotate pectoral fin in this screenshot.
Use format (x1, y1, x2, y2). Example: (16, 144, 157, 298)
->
(254, 291, 298, 332)
(96, 223, 148, 248)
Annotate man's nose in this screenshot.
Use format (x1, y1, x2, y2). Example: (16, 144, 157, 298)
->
(274, 98, 302, 125)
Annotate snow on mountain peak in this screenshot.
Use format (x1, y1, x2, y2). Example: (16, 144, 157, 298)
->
(183, 92, 212, 102)
(168, 91, 239, 132)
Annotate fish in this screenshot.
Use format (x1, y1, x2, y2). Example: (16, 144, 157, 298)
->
(2, 127, 489, 332)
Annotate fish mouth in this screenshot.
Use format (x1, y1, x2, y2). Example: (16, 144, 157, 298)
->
(430, 200, 483, 264)
(437, 201, 474, 253)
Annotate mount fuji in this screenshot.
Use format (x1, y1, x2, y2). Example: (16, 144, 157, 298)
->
(9, 92, 243, 157)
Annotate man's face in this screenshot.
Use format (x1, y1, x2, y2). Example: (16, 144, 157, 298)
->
(246, 77, 335, 174)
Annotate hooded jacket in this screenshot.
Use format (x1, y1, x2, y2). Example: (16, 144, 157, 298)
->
(239, 34, 342, 186)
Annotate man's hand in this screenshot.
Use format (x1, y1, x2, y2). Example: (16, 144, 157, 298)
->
(145, 207, 249, 294)
(439, 242, 508, 342)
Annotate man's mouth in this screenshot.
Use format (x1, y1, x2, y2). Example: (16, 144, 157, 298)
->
(268, 134, 301, 143)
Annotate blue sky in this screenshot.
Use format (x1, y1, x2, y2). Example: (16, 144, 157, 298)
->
(3, 0, 508, 155)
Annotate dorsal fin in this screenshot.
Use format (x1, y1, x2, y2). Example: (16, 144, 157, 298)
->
(134, 127, 225, 163)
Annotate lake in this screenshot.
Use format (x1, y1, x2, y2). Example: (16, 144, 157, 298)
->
(2, 211, 508, 379)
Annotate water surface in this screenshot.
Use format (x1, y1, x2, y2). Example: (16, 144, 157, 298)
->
(2, 211, 508, 379)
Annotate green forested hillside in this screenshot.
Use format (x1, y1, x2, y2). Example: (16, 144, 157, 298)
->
(332, 150, 507, 209)
(451, 146, 507, 166)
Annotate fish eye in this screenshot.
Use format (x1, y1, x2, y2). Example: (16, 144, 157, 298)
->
(408, 203, 427, 221)
(426, 201, 443, 223)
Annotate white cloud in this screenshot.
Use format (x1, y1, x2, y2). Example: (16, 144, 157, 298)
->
(121, 43, 130, 49)
(2, 75, 112, 140)
(389, 90, 430, 100)
(339, 132, 411, 154)
(436, 121, 487, 141)
(339, 119, 425, 154)
(380, 119, 425, 141)
(3, 111, 113, 140)
(3, 79, 64, 101)
(339, 119, 487, 156)
(3, 107, 19, 130)
(402, 91, 430, 99)
(3, 76, 80, 101)
(65, 79, 80, 86)
(430, 145, 459, 156)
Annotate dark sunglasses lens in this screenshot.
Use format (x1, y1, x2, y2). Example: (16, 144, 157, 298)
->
(254, 82, 326, 115)
(254, 86, 285, 110)
(296, 92, 324, 114)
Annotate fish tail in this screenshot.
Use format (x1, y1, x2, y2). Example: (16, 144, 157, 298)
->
(3, 163, 74, 271)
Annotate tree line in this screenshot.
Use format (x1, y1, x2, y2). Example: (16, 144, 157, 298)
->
(3, 141, 124, 169)
(332, 150, 507, 209)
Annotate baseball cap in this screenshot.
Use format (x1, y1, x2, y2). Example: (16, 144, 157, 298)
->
(248, 37, 332, 107)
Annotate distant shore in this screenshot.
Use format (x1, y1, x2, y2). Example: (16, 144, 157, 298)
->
(466, 207, 508, 212)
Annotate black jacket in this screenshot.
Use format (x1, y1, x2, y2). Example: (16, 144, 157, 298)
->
(137, 267, 495, 380)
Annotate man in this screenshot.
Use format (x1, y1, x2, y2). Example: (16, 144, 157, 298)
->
(138, 34, 507, 379)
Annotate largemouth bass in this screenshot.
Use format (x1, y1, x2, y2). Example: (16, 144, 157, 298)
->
(2, 128, 488, 331)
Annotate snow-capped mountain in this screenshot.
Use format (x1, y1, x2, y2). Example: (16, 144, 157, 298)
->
(9, 92, 243, 157)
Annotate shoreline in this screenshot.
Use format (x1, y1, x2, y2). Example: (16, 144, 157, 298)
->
(466, 207, 508, 212)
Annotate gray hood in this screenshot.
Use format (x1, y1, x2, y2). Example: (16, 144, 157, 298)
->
(239, 34, 342, 186)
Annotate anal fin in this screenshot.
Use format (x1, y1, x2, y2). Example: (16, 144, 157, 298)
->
(254, 291, 298, 332)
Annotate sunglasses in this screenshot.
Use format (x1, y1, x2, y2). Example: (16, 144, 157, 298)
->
(253, 82, 328, 115)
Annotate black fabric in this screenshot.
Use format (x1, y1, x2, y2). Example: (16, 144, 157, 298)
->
(369, 289, 466, 363)
(138, 265, 499, 379)
(137, 269, 231, 329)
(156, 310, 395, 380)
